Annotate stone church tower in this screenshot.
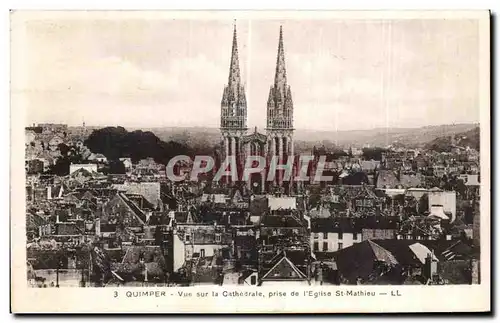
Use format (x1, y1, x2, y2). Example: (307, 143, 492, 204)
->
(220, 25, 248, 177)
(218, 25, 295, 192)
(266, 26, 295, 187)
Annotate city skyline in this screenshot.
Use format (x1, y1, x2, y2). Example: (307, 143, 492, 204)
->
(15, 17, 480, 131)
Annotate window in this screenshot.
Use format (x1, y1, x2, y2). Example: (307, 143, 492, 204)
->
(200, 249, 205, 257)
(313, 242, 319, 251)
(313, 233, 318, 239)
(338, 243, 343, 250)
(353, 232, 358, 240)
(250, 275, 256, 285)
(338, 232, 343, 240)
(215, 234, 221, 243)
(185, 235, 190, 242)
(323, 232, 328, 239)
(323, 242, 328, 251)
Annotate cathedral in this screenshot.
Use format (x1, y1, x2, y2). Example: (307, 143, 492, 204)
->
(219, 25, 295, 194)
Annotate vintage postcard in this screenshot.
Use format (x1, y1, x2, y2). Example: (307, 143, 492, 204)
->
(10, 10, 491, 313)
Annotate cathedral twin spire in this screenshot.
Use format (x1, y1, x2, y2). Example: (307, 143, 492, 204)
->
(268, 25, 294, 130)
(221, 24, 293, 130)
(221, 24, 246, 129)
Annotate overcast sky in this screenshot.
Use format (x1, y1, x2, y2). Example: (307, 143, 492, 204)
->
(15, 15, 480, 131)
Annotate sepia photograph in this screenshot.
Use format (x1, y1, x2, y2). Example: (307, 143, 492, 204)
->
(10, 10, 491, 313)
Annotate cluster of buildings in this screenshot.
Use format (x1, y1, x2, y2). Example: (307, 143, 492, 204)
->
(26, 25, 481, 288)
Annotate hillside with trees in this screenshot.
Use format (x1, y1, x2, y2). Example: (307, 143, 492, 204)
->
(425, 126, 480, 152)
(84, 127, 192, 165)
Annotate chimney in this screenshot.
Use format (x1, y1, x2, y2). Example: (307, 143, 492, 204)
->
(95, 218, 101, 236)
(47, 186, 52, 200)
(423, 252, 438, 280)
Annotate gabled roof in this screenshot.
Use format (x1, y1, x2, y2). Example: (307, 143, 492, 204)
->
(409, 243, 438, 265)
(352, 184, 379, 200)
(113, 182, 161, 208)
(70, 167, 95, 179)
(261, 256, 307, 281)
(376, 170, 399, 188)
(81, 190, 96, 201)
(118, 193, 147, 225)
(333, 240, 399, 283)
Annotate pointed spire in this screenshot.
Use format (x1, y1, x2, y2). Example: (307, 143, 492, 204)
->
(228, 22, 241, 89)
(274, 25, 287, 95)
(221, 23, 247, 130)
(221, 86, 228, 105)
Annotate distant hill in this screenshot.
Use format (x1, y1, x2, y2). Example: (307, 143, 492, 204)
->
(143, 123, 479, 151)
(425, 126, 480, 152)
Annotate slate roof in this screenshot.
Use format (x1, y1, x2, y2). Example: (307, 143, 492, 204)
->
(26, 213, 47, 231)
(376, 170, 400, 188)
(261, 256, 307, 281)
(311, 216, 400, 233)
(113, 182, 161, 209)
(333, 240, 400, 284)
(121, 245, 164, 264)
(399, 174, 423, 188)
(249, 196, 268, 217)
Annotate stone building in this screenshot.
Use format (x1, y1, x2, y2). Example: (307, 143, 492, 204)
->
(219, 25, 296, 193)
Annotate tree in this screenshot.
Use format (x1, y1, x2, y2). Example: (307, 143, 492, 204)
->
(47, 157, 70, 176)
(58, 143, 70, 156)
(108, 160, 126, 174)
(418, 194, 429, 214)
(84, 126, 192, 165)
(362, 147, 386, 161)
(342, 172, 369, 185)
